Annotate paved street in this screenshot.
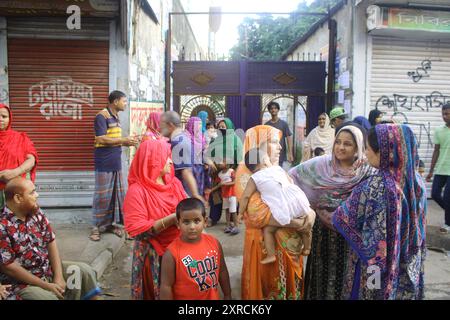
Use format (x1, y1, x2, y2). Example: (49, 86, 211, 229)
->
(98, 217, 450, 300)
(98, 220, 245, 300)
(2, 0, 450, 305)
(51, 200, 450, 300)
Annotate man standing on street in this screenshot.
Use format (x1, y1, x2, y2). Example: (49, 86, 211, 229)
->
(90, 91, 138, 241)
(160, 111, 206, 204)
(427, 103, 450, 233)
(264, 102, 294, 168)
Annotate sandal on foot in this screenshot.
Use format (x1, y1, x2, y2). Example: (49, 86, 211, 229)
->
(89, 228, 101, 242)
(111, 227, 124, 238)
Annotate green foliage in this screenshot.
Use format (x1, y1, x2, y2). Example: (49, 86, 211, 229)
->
(229, 0, 341, 61)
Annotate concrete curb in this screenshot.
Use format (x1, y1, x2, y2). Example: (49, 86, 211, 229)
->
(91, 251, 113, 280)
(80, 233, 125, 280)
(427, 226, 450, 251)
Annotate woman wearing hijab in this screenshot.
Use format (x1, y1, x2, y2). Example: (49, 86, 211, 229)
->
(352, 116, 372, 133)
(207, 118, 243, 168)
(0, 104, 38, 209)
(289, 124, 374, 299)
(330, 124, 426, 299)
(123, 139, 186, 300)
(236, 125, 312, 300)
(185, 116, 208, 197)
(197, 111, 208, 134)
(302, 113, 335, 162)
(206, 118, 243, 225)
(368, 109, 384, 127)
(142, 112, 162, 142)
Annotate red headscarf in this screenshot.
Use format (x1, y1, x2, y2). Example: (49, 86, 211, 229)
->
(0, 104, 39, 190)
(123, 139, 186, 256)
(142, 112, 162, 141)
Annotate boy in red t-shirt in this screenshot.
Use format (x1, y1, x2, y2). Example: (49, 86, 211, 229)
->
(160, 198, 232, 300)
(210, 161, 239, 235)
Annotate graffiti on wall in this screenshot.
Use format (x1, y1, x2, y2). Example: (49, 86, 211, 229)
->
(0, 76, 8, 102)
(29, 77, 93, 120)
(374, 56, 450, 151)
(375, 91, 450, 113)
(407, 59, 432, 83)
(386, 112, 433, 149)
(0, 88, 7, 102)
(375, 92, 444, 150)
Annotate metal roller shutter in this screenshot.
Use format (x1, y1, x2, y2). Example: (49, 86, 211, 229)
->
(7, 18, 110, 207)
(369, 36, 450, 193)
(7, 17, 110, 40)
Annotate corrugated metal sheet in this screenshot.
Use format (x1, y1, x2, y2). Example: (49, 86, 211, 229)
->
(7, 38, 109, 171)
(7, 17, 110, 40)
(7, 36, 110, 207)
(370, 37, 450, 193)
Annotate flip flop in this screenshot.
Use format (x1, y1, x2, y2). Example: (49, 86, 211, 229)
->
(89, 228, 101, 242)
(111, 227, 124, 238)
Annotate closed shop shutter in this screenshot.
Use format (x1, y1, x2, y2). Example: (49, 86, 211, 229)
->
(369, 36, 450, 193)
(7, 17, 110, 40)
(7, 18, 110, 206)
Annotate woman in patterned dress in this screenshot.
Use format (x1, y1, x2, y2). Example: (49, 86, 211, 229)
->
(330, 124, 426, 299)
(236, 125, 315, 300)
(289, 124, 373, 299)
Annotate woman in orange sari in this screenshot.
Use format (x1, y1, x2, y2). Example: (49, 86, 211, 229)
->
(235, 125, 314, 300)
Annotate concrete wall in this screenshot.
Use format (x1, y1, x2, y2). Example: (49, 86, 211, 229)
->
(172, 0, 205, 59)
(179, 0, 211, 53)
(352, 1, 370, 118)
(0, 17, 8, 105)
(285, 2, 355, 118)
(128, 1, 165, 102)
(109, 0, 205, 182)
(109, 19, 131, 189)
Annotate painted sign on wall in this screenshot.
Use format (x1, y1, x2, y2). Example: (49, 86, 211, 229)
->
(29, 77, 94, 120)
(388, 8, 450, 33)
(368, 6, 450, 33)
(130, 101, 164, 138)
(129, 100, 164, 160)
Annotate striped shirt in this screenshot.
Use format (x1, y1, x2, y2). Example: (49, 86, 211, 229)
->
(94, 108, 122, 172)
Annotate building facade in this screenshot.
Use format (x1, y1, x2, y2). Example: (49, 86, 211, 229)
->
(284, 0, 450, 191)
(0, 0, 203, 207)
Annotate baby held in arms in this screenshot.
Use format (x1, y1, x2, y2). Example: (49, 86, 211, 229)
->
(238, 149, 315, 265)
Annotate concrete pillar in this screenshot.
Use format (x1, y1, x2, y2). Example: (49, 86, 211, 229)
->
(0, 17, 9, 105)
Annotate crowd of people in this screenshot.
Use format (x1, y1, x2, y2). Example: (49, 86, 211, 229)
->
(0, 91, 449, 300)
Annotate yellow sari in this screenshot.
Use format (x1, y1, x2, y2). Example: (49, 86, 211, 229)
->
(236, 125, 304, 300)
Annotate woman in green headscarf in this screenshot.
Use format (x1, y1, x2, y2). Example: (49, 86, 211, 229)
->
(206, 118, 243, 168)
(205, 118, 243, 226)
